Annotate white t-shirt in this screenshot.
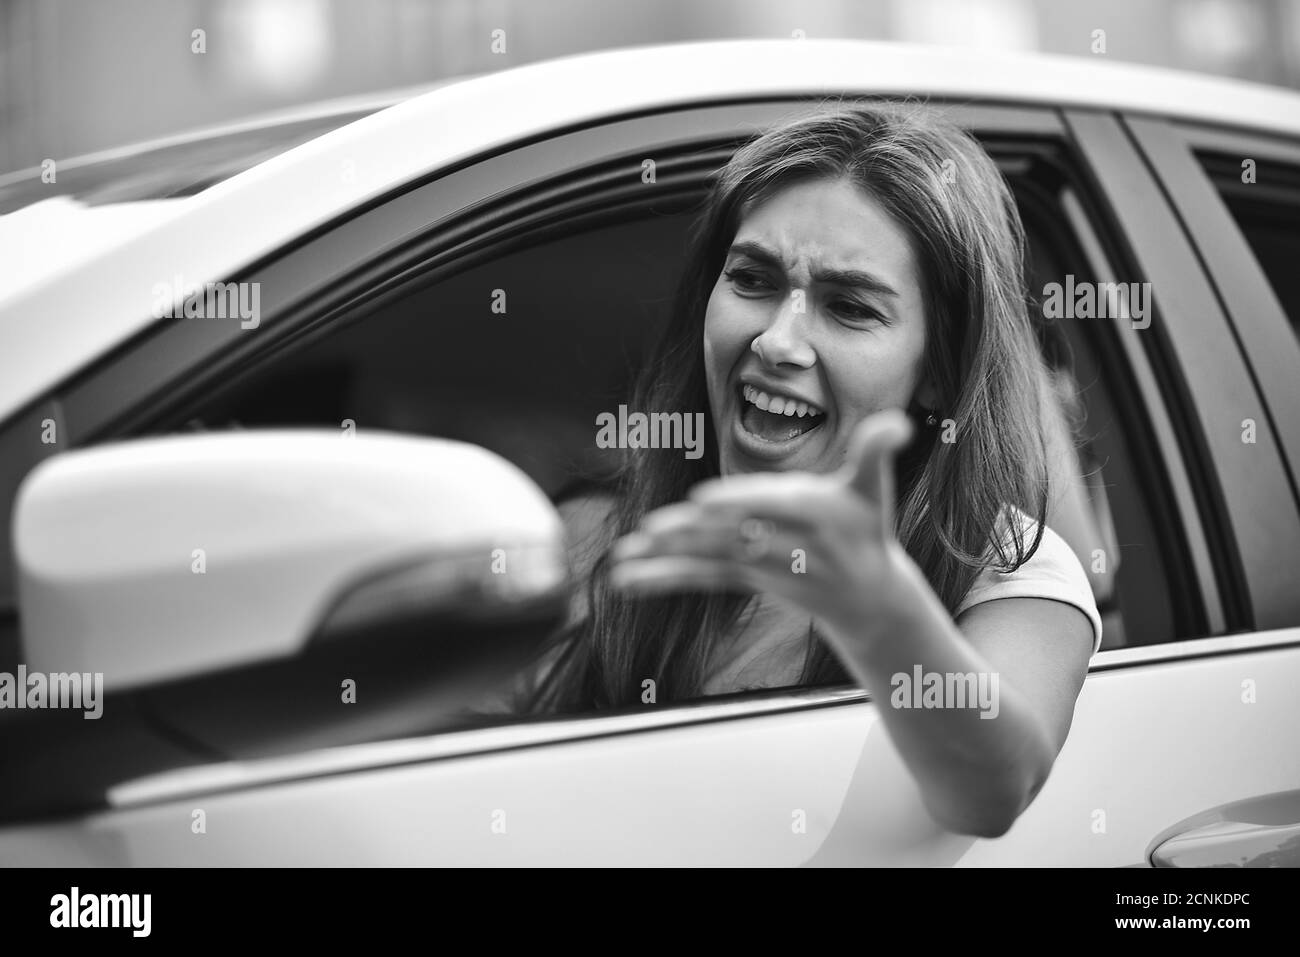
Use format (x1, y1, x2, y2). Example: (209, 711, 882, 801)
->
(955, 506, 1104, 656)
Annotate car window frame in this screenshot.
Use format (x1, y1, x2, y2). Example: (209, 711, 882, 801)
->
(52, 101, 1215, 644)
(1127, 119, 1300, 509)
(1063, 109, 1300, 638)
(143, 108, 1214, 642)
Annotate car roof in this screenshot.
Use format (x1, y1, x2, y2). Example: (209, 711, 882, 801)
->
(2, 38, 1298, 424)
(0, 81, 457, 211)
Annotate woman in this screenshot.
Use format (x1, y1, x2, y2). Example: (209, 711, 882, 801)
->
(510, 104, 1099, 838)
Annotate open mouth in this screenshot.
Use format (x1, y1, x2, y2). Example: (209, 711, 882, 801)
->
(737, 383, 826, 444)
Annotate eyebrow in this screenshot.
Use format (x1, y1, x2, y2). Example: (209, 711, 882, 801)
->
(727, 240, 901, 299)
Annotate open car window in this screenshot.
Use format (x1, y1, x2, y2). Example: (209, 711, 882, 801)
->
(168, 129, 1186, 697)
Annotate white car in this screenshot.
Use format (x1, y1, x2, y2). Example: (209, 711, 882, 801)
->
(0, 40, 1298, 866)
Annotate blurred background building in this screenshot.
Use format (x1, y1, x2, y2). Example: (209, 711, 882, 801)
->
(1, 0, 1299, 174)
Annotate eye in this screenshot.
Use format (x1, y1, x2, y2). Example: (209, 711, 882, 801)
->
(723, 267, 776, 295)
(830, 298, 886, 325)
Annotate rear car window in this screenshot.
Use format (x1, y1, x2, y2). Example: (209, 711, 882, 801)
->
(1198, 152, 1300, 342)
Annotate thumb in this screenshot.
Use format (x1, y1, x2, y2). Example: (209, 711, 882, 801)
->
(843, 408, 914, 512)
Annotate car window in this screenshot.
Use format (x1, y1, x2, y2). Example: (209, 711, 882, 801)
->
(173, 136, 1186, 667)
(181, 213, 685, 496)
(1197, 152, 1300, 341)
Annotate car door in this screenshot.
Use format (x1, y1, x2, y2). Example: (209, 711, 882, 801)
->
(967, 109, 1300, 866)
(2, 97, 1297, 867)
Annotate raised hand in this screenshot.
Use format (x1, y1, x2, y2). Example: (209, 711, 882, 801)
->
(609, 408, 914, 635)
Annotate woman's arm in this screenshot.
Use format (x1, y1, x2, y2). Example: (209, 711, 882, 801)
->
(609, 411, 1094, 837)
(820, 549, 1092, 837)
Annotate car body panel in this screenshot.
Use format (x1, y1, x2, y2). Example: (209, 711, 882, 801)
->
(3, 631, 1297, 866)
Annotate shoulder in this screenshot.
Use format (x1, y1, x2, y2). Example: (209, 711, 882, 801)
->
(957, 505, 1103, 656)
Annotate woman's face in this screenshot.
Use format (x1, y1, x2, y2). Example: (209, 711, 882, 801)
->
(704, 176, 936, 476)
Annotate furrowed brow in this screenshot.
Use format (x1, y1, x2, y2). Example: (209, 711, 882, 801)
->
(814, 267, 900, 299)
(727, 241, 899, 299)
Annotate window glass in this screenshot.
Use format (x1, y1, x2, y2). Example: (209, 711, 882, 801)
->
(1198, 152, 1300, 340)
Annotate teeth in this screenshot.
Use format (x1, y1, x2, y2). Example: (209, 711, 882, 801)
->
(742, 384, 823, 418)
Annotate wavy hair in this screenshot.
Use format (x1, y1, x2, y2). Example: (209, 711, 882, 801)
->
(526, 103, 1051, 713)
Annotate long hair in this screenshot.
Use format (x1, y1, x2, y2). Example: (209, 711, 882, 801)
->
(527, 103, 1050, 713)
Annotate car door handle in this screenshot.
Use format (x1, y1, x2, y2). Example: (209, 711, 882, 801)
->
(1147, 789, 1300, 867)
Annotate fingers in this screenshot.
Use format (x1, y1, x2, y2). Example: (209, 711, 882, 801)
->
(686, 472, 827, 528)
(609, 499, 808, 597)
(843, 408, 913, 510)
(612, 508, 802, 567)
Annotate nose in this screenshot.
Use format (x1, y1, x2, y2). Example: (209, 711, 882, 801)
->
(751, 291, 816, 369)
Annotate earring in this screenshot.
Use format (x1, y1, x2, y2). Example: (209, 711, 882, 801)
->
(925, 411, 939, 427)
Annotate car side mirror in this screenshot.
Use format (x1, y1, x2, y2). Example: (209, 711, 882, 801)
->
(12, 431, 568, 693)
